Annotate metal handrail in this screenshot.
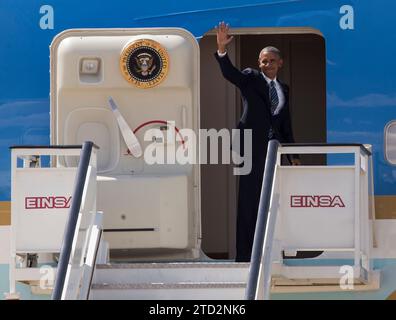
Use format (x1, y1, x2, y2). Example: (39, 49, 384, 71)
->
(52, 141, 94, 300)
(245, 142, 373, 299)
(245, 139, 279, 300)
(281, 143, 371, 156)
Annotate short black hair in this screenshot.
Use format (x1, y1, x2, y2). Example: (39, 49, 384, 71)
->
(259, 46, 282, 59)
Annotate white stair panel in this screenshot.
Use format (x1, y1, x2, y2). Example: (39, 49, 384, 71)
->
(90, 282, 246, 300)
(93, 262, 250, 284)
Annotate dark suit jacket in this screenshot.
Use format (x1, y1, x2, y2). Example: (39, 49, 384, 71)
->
(215, 52, 296, 159)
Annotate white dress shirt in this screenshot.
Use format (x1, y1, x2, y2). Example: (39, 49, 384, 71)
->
(217, 50, 227, 58)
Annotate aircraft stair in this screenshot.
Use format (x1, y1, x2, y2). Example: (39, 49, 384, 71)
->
(90, 262, 248, 300)
(6, 141, 380, 300)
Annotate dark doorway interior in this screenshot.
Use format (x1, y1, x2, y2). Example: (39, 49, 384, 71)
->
(200, 31, 326, 259)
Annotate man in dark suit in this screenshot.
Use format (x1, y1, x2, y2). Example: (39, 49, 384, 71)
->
(215, 21, 300, 262)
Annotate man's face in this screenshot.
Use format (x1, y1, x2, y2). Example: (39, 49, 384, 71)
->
(258, 51, 283, 79)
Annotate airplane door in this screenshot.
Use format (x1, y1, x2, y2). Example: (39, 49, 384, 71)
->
(50, 28, 201, 259)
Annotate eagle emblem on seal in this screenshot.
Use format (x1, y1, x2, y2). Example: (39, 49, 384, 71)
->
(120, 39, 169, 89)
(134, 53, 156, 76)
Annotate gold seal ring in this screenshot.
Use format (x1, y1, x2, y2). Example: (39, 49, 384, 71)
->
(120, 39, 169, 89)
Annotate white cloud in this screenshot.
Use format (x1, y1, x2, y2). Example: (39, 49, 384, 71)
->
(0, 113, 48, 128)
(328, 92, 396, 107)
(0, 99, 48, 112)
(328, 130, 381, 141)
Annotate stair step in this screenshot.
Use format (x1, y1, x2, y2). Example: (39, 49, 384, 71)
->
(95, 262, 250, 269)
(92, 282, 246, 290)
(93, 262, 250, 284)
(89, 282, 246, 300)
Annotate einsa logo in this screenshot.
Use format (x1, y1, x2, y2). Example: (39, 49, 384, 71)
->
(25, 196, 72, 209)
(290, 195, 345, 208)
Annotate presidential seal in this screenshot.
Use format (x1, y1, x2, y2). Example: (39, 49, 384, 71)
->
(120, 39, 169, 88)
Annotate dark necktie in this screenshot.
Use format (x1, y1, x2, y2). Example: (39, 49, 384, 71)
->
(269, 80, 279, 115)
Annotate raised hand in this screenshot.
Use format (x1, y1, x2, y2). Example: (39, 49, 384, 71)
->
(215, 21, 234, 54)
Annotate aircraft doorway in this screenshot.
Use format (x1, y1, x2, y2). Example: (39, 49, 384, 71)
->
(199, 29, 326, 259)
